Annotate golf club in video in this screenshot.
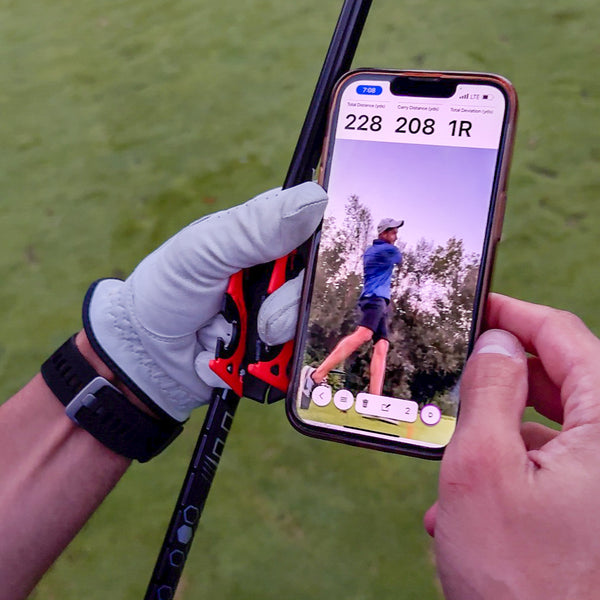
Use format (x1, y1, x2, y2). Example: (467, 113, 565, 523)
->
(286, 70, 518, 459)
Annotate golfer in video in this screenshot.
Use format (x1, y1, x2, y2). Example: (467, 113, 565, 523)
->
(301, 217, 403, 405)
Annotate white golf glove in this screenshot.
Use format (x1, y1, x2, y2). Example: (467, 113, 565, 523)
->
(83, 183, 327, 422)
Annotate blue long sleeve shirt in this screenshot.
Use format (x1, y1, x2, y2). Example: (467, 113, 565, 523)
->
(360, 239, 402, 300)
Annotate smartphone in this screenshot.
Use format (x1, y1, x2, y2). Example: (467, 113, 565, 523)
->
(286, 69, 517, 459)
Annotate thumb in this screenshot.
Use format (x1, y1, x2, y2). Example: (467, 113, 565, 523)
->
(257, 270, 305, 346)
(450, 329, 529, 463)
(132, 183, 327, 336)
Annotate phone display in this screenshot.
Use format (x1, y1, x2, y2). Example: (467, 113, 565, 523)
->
(286, 70, 517, 458)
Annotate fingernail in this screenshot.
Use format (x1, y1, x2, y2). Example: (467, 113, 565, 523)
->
(474, 329, 523, 359)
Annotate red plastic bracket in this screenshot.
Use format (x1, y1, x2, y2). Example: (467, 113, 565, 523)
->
(246, 250, 298, 393)
(247, 339, 294, 393)
(208, 270, 247, 397)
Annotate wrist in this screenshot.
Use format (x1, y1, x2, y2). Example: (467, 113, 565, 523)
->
(42, 334, 184, 462)
(74, 330, 159, 419)
(82, 279, 199, 422)
(74, 330, 117, 383)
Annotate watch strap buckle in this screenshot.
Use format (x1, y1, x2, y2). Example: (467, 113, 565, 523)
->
(65, 376, 119, 424)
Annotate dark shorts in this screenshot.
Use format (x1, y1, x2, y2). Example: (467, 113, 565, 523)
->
(358, 296, 390, 344)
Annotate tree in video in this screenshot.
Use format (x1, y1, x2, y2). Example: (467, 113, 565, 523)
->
(306, 195, 480, 417)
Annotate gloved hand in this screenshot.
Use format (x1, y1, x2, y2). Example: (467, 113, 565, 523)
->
(83, 183, 327, 422)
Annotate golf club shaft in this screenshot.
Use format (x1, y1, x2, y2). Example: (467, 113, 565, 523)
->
(283, 0, 373, 188)
(143, 0, 373, 597)
(143, 388, 240, 600)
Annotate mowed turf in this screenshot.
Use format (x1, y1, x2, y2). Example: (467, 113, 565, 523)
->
(2, 0, 599, 598)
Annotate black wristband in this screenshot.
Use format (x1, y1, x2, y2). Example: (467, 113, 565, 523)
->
(41, 336, 183, 462)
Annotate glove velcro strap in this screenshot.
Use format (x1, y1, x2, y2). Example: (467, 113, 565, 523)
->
(41, 336, 183, 462)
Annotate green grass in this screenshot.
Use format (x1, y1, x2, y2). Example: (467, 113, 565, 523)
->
(298, 401, 456, 446)
(2, 0, 599, 598)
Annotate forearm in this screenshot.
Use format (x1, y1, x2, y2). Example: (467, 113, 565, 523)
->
(0, 184, 327, 599)
(0, 334, 131, 600)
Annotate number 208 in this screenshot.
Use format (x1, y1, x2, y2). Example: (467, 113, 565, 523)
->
(395, 117, 435, 135)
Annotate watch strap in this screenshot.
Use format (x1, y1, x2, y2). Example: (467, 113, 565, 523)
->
(41, 336, 183, 462)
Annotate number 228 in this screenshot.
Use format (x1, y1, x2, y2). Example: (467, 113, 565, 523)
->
(344, 114, 383, 132)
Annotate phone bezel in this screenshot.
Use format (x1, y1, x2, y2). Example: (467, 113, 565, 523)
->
(285, 69, 518, 459)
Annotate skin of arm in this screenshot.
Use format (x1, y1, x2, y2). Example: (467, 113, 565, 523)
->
(0, 331, 131, 600)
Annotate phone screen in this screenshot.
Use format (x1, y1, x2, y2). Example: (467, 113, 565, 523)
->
(288, 71, 515, 455)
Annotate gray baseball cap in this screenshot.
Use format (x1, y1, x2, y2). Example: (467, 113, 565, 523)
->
(377, 217, 404, 234)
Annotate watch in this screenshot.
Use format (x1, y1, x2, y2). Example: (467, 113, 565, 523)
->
(41, 336, 183, 462)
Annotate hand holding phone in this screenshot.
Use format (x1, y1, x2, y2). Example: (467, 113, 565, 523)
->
(286, 70, 518, 459)
(427, 295, 600, 598)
